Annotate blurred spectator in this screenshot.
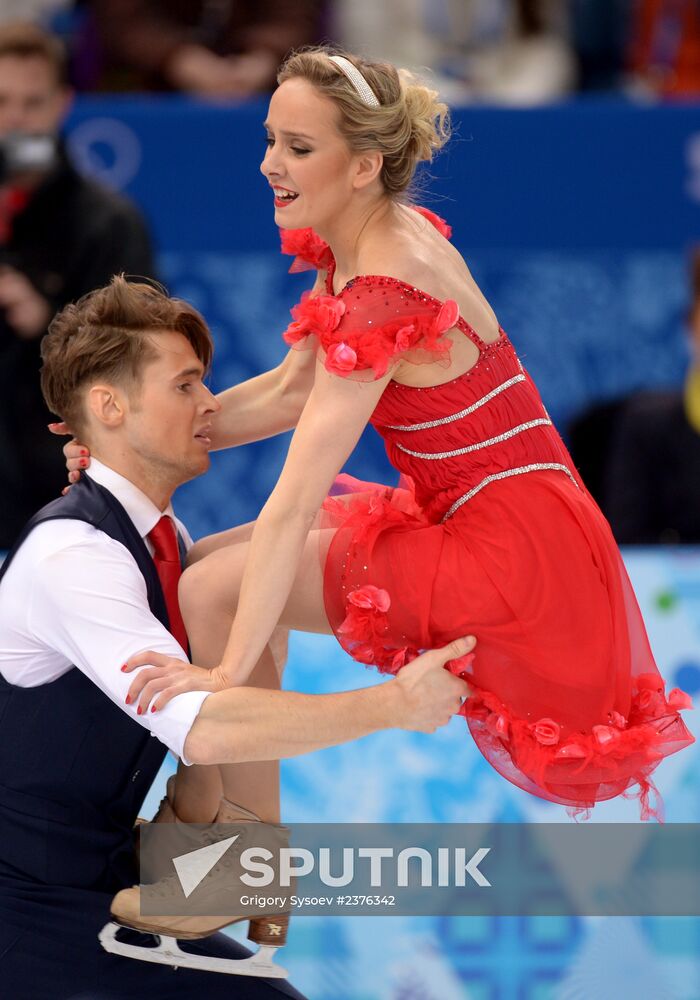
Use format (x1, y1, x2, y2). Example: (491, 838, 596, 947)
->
(627, 0, 700, 98)
(570, 0, 633, 91)
(0, 22, 156, 549)
(603, 249, 700, 544)
(0, 2, 74, 28)
(87, 0, 322, 97)
(333, 0, 576, 105)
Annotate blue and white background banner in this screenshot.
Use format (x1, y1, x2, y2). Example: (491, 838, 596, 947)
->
(63, 96, 700, 998)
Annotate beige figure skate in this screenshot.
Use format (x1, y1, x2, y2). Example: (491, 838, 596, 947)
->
(100, 795, 290, 977)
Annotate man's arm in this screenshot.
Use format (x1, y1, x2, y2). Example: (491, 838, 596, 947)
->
(20, 524, 207, 762)
(184, 638, 472, 765)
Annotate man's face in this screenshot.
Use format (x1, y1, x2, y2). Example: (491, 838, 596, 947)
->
(0, 55, 70, 138)
(120, 331, 220, 487)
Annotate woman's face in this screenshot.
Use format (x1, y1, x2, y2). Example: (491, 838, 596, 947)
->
(260, 77, 360, 232)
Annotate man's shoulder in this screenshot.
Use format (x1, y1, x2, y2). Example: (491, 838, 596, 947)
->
(13, 518, 113, 572)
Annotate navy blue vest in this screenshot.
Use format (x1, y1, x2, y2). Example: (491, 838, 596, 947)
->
(0, 476, 180, 893)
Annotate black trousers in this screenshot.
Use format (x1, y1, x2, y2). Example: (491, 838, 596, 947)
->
(0, 875, 306, 1000)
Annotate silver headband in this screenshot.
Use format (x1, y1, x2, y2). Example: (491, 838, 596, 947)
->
(328, 55, 380, 108)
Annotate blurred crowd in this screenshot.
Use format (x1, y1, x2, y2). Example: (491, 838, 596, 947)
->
(2, 0, 699, 104)
(0, 7, 698, 549)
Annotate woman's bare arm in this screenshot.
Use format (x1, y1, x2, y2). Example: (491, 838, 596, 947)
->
(210, 344, 316, 450)
(217, 358, 394, 685)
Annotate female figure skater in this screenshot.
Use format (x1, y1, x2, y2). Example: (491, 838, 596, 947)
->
(65, 44, 692, 960)
(78, 41, 694, 818)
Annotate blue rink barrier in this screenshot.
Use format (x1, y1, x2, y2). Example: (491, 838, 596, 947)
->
(139, 547, 700, 1000)
(64, 96, 700, 539)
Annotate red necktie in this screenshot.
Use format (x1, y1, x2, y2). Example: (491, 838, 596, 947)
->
(147, 515, 188, 652)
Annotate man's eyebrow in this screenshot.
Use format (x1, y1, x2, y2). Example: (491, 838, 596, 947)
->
(263, 122, 315, 142)
(171, 365, 204, 380)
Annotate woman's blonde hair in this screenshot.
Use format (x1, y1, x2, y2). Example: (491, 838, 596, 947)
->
(278, 46, 450, 198)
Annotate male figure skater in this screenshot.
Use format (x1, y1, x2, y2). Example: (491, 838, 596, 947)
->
(0, 276, 471, 998)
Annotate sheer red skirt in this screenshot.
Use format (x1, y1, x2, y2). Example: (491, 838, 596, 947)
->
(320, 470, 694, 819)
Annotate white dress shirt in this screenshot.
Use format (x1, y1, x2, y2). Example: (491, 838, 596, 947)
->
(0, 459, 211, 763)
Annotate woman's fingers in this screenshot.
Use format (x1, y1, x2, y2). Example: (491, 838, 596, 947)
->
(48, 421, 72, 435)
(122, 653, 215, 714)
(123, 650, 177, 672)
(126, 666, 168, 705)
(63, 439, 90, 480)
(135, 673, 177, 715)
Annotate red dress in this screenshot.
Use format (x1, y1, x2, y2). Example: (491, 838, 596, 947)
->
(280, 210, 694, 819)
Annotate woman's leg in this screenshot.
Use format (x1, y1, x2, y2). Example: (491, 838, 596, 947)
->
(178, 527, 334, 818)
(168, 520, 260, 822)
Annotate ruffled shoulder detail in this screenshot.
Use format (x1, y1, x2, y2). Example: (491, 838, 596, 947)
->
(280, 227, 334, 274)
(282, 284, 459, 380)
(279, 206, 451, 275)
(412, 206, 452, 240)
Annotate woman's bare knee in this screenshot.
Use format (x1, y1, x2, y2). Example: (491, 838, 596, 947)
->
(186, 520, 257, 566)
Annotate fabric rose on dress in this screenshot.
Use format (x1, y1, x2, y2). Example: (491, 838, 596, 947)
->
(393, 324, 416, 354)
(283, 293, 346, 346)
(667, 688, 694, 711)
(609, 711, 627, 729)
(529, 718, 561, 746)
(433, 299, 460, 336)
(347, 585, 391, 613)
(280, 227, 334, 273)
(635, 688, 666, 718)
(325, 342, 358, 376)
(337, 585, 419, 675)
(593, 724, 619, 750)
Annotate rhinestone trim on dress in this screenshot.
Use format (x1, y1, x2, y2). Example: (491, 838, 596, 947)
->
(441, 463, 579, 522)
(397, 418, 552, 460)
(385, 374, 527, 431)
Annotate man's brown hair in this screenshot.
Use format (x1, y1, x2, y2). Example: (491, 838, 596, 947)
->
(0, 21, 68, 86)
(41, 275, 214, 435)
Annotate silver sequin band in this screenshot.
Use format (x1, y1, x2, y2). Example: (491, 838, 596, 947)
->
(397, 418, 552, 460)
(440, 463, 579, 522)
(328, 55, 380, 107)
(386, 374, 527, 432)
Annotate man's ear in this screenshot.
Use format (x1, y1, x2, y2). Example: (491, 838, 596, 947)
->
(86, 384, 126, 428)
(352, 150, 383, 191)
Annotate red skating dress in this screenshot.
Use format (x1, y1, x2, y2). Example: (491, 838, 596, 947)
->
(280, 209, 694, 818)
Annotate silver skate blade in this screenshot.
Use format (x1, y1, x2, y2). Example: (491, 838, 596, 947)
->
(98, 921, 288, 978)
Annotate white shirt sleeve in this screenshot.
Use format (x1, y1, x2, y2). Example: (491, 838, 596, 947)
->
(23, 525, 210, 764)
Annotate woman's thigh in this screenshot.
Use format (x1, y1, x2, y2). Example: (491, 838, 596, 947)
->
(181, 527, 335, 635)
(186, 520, 257, 565)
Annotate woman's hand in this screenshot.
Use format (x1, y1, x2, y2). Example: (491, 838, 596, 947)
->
(122, 651, 230, 714)
(48, 421, 90, 486)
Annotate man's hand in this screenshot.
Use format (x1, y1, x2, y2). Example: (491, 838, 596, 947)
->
(0, 266, 51, 338)
(393, 636, 474, 733)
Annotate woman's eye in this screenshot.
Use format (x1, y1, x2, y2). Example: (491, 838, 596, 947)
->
(292, 147, 310, 156)
(265, 136, 274, 147)
(178, 383, 191, 392)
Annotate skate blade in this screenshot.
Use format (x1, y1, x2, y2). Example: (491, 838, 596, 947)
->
(98, 921, 288, 978)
